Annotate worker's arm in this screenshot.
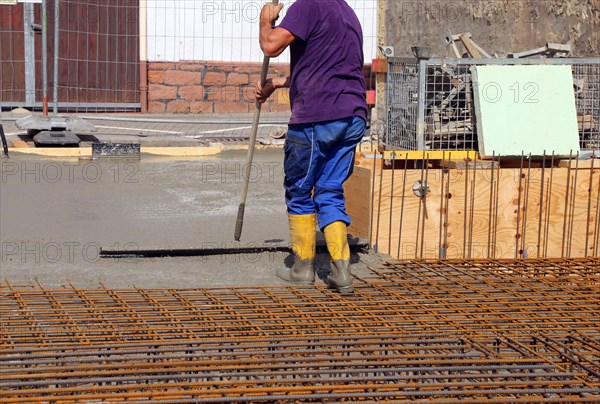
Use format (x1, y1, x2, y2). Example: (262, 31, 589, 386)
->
(259, 3, 296, 57)
(255, 76, 290, 103)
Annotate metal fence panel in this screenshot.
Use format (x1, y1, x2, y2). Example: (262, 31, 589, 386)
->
(386, 57, 600, 152)
(56, 0, 140, 112)
(386, 58, 418, 150)
(1, 0, 378, 117)
(0, 0, 140, 113)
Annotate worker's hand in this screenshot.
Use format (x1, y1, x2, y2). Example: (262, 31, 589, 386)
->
(255, 78, 277, 103)
(260, 2, 284, 25)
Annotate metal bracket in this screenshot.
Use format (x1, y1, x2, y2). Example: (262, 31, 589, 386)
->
(378, 46, 395, 59)
(413, 180, 431, 198)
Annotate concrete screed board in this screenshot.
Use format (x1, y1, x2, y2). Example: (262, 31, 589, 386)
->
(472, 65, 580, 158)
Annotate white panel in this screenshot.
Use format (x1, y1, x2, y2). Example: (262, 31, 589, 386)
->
(472, 65, 580, 157)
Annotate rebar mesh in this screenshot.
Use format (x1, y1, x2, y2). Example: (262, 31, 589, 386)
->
(1, 258, 598, 402)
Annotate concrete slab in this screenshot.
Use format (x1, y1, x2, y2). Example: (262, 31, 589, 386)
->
(0, 150, 386, 289)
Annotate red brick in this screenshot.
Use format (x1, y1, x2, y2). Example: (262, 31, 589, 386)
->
(223, 87, 241, 102)
(272, 63, 291, 76)
(178, 85, 205, 101)
(206, 62, 232, 72)
(149, 84, 177, 100)
(148, 70, 164, 84)
(149, 62, 176, 70)
(179, 62, 205, 71)
(240, 86, 256, 103)
(204, 87, 221, 101)
(148, 101, 166, 113)
(190, 101, 213, 114)
(203, 72, 227, 86)
(206, 86, 239, 102)
(233, 64, 261, 74)
(227, 72, 249, 85)
(166, 100, 190, 113)
(213, 102, 249, 113)
(165, 70, 201, 85)
(205, 87, 219, 101)
(249, 75, 262, 87)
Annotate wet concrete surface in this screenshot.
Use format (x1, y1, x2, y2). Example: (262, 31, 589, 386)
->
(0, 150, 385, 288)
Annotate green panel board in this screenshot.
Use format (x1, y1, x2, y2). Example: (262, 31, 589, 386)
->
(472, 65, 580, 158)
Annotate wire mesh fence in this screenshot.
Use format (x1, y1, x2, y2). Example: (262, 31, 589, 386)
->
(386, 57, 600, 152)
(0, 0, 378, 123)
(385, 58, 418, 150)
(56, 0, 140, 112)
(1, 0, 142, 113)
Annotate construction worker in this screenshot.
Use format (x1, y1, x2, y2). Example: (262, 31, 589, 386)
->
(255, 0, 368, 293)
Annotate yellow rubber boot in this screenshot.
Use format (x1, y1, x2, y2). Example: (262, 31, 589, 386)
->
(276, 214, 316, 284)
(324, 221, 354, 293)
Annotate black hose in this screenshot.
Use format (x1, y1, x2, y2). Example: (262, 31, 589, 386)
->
(0, 124, 9, 157)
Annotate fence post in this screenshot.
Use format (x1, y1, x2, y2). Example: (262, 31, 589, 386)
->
(53, 0, 59, 116)
(41, 0, 48, 116)
(139, 0, 148, 113)
(23, 3, 36, 107)
(416, 59, 427, 150)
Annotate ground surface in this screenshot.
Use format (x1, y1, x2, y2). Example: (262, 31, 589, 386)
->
(0, 149, 383, 289)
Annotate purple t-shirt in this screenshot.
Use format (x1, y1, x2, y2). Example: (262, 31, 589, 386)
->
(278, 0, 368, 124)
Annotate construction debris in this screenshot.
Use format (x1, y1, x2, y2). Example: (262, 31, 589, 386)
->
(445, 31, 492, 59)
(508, 42, 573, 58)
(444, 32, 571, 60)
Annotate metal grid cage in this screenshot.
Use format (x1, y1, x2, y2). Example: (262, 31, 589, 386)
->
(386, 57, 600, 152)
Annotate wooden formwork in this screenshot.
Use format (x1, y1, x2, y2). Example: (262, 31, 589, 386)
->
(345, 155, 600, 259)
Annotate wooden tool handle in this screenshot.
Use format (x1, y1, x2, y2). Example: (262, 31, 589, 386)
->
(234, 0, 281, 241)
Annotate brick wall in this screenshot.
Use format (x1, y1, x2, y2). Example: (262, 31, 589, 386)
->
(147, 61, 291, 114)
(147, 61, 374, 114)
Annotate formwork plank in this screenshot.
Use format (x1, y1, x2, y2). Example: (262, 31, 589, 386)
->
(346, 162, 600, 259)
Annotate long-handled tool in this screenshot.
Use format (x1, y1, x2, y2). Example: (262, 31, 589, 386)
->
(100, 239, 370, 259)
(235, 0, 280, 241)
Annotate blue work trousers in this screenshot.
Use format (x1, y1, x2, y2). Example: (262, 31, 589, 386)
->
(284, 115, 366, 231)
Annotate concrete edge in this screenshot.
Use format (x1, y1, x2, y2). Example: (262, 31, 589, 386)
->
(7, 145, 283, 158)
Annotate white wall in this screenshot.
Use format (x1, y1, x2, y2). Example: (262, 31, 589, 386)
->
(147, 0, 377, 63)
